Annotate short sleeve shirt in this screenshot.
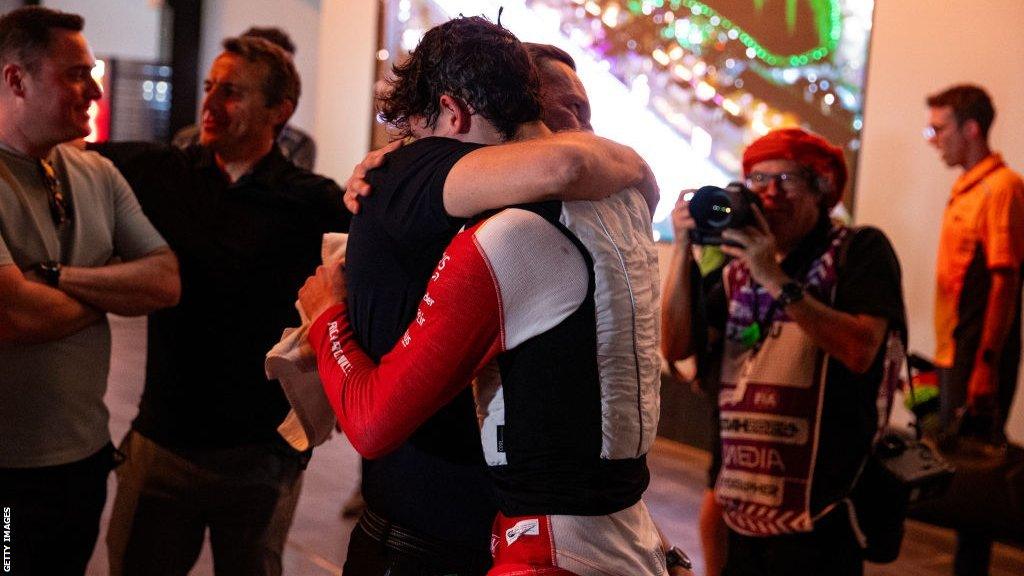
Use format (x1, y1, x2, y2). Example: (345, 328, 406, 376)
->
(934, 154, 1024, 367)
(345, 136, 498, 550)
(0, 144, 167, 467)
(0, 144, 165, 267)
(705, 224, 906, 510)
(347, 136, 482, 359)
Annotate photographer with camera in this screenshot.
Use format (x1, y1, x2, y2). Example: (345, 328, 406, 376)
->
(661, 128, 906, 575)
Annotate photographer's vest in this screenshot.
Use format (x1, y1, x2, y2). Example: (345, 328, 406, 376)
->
(715, 225, 853, 535)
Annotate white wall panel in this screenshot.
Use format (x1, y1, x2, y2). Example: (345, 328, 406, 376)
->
(856, 0, 1024, 441)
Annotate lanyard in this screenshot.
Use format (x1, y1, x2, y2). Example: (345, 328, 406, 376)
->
(738, 286, 781, 351)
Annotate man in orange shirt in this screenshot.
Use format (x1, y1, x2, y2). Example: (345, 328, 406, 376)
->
(926, 84, 1024, 576)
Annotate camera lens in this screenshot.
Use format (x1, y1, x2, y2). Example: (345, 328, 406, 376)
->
(706, 197, 734, 227)
(690, 186, 736, 230)
(687, 182, 763, 246)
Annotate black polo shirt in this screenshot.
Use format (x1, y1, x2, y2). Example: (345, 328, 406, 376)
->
(346, 137, 497, 551)
(91, 142, 350, 450)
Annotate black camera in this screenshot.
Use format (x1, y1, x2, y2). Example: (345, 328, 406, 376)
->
(687, 182, 763, 246)
(874, 432, 955, 503)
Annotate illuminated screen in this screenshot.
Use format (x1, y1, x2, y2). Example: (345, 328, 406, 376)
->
(375, 0, 875, 240)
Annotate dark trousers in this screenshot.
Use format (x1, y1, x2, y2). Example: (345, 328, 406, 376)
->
(343, 508, 491, 576)
(106, 431, 304, 576)
(938, 362, 1019, 576)
(938, 312, 1020, 437)
(723, 509, 863, 576)
(0, 443, 115, 575)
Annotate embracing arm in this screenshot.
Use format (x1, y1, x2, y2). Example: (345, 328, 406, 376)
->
(0, 264, 103, 346)
(305, 230, 505, 458)
(303, 211, 587, 458)
(443, 128, 656, 218)
(59, 247, 180, 316)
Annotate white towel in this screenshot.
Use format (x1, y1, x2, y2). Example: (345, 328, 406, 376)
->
(266, 233, 347, 451)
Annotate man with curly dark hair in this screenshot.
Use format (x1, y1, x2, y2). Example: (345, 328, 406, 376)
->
(326, 15, 661, 576)
(378, 16, 541, 142)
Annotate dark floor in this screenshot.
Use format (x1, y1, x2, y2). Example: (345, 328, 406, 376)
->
(84, 316, 1024, 575)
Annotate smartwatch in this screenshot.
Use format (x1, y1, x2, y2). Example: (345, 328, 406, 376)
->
(777, 281, 805, 308)
(665, 545, 693, 570)
(37, 260, 61, 287)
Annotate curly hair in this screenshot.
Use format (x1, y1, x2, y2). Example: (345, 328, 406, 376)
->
(378, 16, 541, 141)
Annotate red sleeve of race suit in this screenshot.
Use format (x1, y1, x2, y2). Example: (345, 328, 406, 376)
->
(308, 221, 504, 459)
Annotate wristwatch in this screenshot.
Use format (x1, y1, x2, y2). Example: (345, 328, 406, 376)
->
(665, 545, 693, 570)
(777, 281, 805, 308)
(37, 260, 61, 287)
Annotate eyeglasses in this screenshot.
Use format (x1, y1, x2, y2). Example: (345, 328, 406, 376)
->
(38, 159, 70, 228)
(745, 171, 811, 195)
(923, 122, 954, 140)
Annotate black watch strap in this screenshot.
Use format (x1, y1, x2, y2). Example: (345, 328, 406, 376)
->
(665, 545, 693, 570)
(37, 260, 61, 287)
(777, 281, 804, 308)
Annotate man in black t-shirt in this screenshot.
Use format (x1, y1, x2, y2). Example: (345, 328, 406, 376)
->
(339, 17, 655, 576)
(662, 128, 906, 576)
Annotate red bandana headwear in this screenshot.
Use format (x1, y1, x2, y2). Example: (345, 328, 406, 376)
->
(742, 128, 848, 208)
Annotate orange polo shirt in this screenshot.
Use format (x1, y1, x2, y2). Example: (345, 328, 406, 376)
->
(934, 153, 1024, 367)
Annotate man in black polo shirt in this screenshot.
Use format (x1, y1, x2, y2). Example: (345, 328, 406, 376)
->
(338, 17, 654, 576)
(92, 36, 349, 576)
